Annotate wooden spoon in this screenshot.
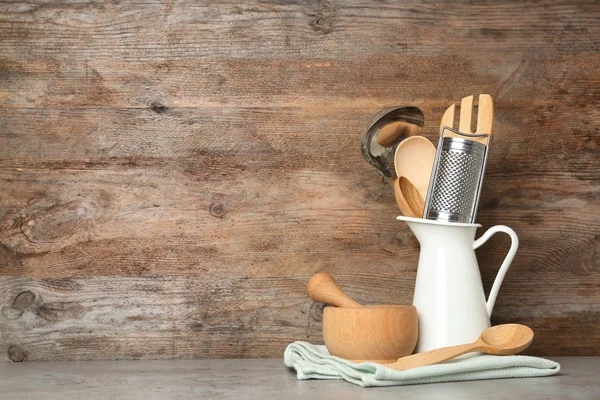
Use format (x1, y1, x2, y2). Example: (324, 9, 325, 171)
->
(393, 136, 436, 199)
(307, 273, 362, 308)
(394, 177, 425, 218)
(383, 324, 534, 371)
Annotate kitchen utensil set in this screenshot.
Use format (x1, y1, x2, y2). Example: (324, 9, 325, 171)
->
(361, 95, 494, 222)
(308, 95, 527, 372)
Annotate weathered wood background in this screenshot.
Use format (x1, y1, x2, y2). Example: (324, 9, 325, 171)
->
(1, 0, 599, 361)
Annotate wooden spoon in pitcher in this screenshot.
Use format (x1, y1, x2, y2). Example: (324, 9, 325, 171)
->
(394, 176, 425, 218)
(393, 136, 436, 199)
(383, 324, 534, 371)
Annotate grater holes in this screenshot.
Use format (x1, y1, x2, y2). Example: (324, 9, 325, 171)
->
(430, 149, 483, 216)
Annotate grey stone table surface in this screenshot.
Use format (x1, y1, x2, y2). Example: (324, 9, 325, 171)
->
(0, 357, 598, 400)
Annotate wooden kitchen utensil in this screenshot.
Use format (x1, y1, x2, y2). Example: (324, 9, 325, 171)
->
(394, 177, 425, 218)
(307, 273, 362, 308)
(439, 103, 455, 136)
(393, 136, 436, 199)
(439, 94, 494, 144)
(324, 305, 418, 363)
(307, 273, 419, 362)
(383, 324, 533, 371)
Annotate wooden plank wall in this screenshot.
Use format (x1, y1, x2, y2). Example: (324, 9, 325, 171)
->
(0, 0, 598, 361)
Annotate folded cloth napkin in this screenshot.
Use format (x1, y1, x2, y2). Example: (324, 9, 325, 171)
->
(284, 341, 560, 387)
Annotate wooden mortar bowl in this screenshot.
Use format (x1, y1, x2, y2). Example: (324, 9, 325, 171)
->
(323, 305, 418, 363)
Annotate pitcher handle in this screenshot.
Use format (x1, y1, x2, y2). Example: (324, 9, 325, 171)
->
(473, 225, 519, 318)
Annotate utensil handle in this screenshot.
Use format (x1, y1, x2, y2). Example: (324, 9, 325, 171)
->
(307, 273, 362, 308)
(386, 342, 481, 371)
(473, 225, 519, 317)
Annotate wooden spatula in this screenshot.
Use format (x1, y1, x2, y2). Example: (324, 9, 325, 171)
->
(440, 95, 494, 144)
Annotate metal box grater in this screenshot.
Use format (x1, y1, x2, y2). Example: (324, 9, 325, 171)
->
(423, 127, 491, 223)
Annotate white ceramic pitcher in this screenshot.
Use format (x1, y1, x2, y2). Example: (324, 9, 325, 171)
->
(397, 216, 519, 353)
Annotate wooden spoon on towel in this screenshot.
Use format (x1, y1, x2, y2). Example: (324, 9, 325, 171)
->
(383, 324, 534, 371)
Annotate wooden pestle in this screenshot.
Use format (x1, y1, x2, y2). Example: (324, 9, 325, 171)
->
(307, 273, 362, 308)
